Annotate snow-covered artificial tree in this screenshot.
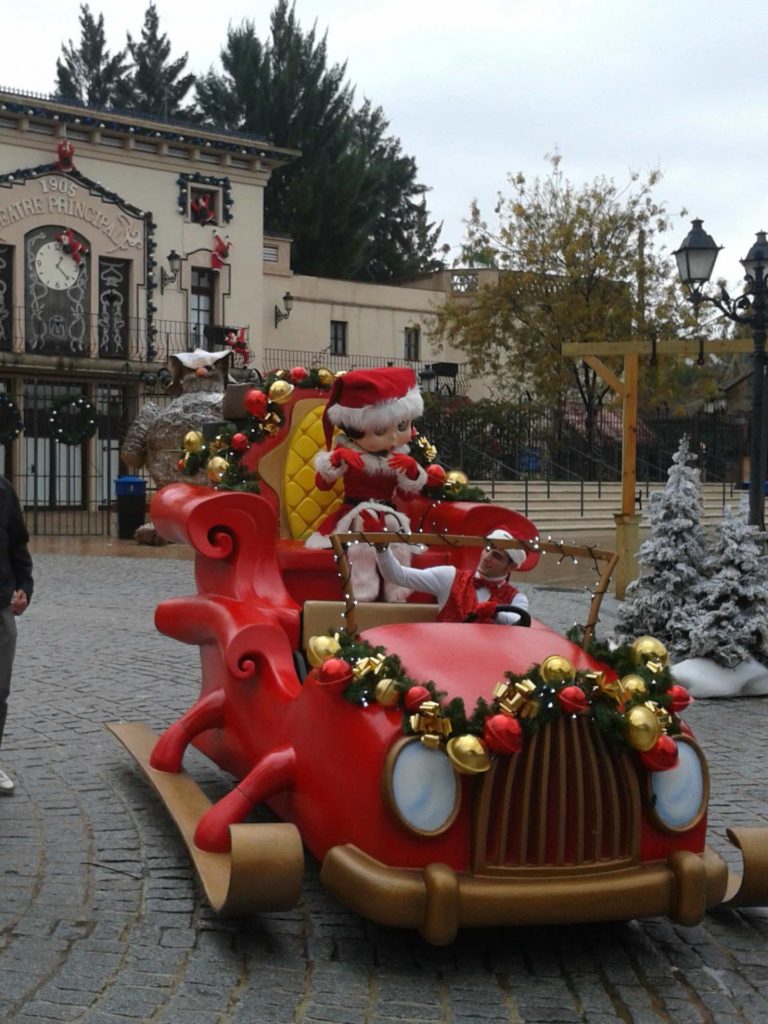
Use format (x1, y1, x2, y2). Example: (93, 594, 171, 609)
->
(688, 503, 768, 667)
(615, 436, 707, 658)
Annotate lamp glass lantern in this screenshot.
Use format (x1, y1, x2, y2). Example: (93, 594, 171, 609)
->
(274, 290, 294, 327)
(673, 219, 721, 288)
(741, 230, 768, 281)
(160, 249, 181, 293)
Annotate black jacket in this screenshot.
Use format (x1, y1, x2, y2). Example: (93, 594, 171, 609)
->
(0, 478, 33, 609)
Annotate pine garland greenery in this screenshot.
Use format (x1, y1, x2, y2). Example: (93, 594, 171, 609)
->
(48, 395, 97, 446)
(327, 628, 684, 755)
(0, 392, 23, 445)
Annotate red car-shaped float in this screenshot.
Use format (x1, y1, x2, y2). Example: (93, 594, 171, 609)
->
(110, 383, 768, 945)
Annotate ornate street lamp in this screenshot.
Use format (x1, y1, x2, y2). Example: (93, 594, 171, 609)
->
(674, 220, 768, 527)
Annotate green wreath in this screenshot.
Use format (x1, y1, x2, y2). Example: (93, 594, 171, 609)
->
(0, 392, 23, 445)
(48, 395, 98, 446)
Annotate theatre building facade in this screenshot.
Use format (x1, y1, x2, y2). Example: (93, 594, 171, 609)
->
(0, 89, 459, 536)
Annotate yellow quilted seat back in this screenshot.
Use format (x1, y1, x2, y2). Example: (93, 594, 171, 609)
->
(281, 401, 343, 539)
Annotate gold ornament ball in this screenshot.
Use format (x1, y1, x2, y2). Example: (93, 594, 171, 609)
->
(621, 673, 649, 701)
(625, 703, 662, 752)
(445, 469, 469, 488)
(631, 636, 669, 671)
(268, 380, 294, 404)
(374, 678, 400, 707)
(206, 456, 230, 483)
(539, 655, 576, 685)
(183, 430, 204, 454)
(316, 368, 335, 387)
(446, 735, 491, 775)
(307, 634, 341, 668)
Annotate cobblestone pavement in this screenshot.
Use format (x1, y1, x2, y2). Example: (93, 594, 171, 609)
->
(2, 546, 768, 1023)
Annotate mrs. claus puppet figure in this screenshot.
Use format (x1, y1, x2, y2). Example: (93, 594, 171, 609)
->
(306, 367, 427, 601)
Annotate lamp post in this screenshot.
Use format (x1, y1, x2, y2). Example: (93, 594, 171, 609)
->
(674, 219, 768, 528)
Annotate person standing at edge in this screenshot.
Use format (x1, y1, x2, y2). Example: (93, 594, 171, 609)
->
(0, 477, 33, 794)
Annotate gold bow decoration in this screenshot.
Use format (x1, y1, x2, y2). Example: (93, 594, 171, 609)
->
(493, 678, 539, 719)
(409, 700, 452, 748)
(415, 435, 437, 462)
(352, 653, 387, 680)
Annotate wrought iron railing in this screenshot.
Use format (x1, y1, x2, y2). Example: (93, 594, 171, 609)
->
(263, 348, 471, 396)
(0, 307, 248, 367)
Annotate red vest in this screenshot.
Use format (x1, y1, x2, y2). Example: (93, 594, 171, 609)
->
(438, 569, 519, 623)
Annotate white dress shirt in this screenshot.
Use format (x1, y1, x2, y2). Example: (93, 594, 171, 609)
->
(375, 547, 529, 624)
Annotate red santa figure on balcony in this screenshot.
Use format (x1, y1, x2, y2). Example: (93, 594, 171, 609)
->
(307, 366, 427, 601)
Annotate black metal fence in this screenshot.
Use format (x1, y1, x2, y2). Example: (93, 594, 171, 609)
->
(0, 373, 176, 536)
(419, 400, 748, 486)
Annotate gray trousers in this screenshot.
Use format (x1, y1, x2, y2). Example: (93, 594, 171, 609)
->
(0, 607, 17, 747)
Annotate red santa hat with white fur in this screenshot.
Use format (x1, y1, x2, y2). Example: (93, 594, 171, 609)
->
(322, 367, 424, 449)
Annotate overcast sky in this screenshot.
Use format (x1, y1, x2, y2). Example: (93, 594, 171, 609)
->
(3, 0, 765, 287)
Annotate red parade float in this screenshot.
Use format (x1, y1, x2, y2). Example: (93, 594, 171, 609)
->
(110, 372, 768, 945)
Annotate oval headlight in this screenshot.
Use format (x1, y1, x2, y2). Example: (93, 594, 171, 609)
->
(384, 737, 460, 835)
(648, 736, 709, 833)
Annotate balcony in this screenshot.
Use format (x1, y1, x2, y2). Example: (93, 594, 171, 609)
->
(0, 307, 246, 371)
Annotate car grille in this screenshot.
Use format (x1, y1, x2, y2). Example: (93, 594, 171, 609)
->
(473, 716, 641, 872)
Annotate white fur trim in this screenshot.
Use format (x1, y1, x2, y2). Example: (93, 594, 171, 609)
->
(397, 462, 427, 492)
(333, 502, 412, 536)
(313, 449, 346, 482)
(325, 386, 423, 431)
(305, 531, 332, 548)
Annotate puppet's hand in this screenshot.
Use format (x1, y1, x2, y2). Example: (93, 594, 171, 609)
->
(330, 447, 364, 470)
(387, 453, 419, 478)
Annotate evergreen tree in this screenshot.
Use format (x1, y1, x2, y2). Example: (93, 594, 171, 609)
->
(615, 436, 708, 656)
(115, 3, 196, 118)
(195, 1, 441, 281)
(688, 504, 768, 667)
(55, 4, 130, 107)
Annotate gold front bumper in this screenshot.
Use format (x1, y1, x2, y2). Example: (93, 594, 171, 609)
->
(321, 843, 731, 945)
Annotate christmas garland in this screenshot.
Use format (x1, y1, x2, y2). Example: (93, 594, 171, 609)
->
(178, 366, 336, 491)
(177, 363, 485, 502)
(0, 392, 23, 444)
(48, 395, 97, 446)
(306, 631, 691, 775)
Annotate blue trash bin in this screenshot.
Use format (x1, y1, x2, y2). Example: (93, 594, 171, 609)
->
(115, 476, 147, 538)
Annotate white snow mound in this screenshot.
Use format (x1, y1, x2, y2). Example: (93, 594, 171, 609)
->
(671, 656, 768, 698)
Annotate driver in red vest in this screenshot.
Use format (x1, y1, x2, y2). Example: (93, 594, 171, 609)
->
(375, 529, 529, 624)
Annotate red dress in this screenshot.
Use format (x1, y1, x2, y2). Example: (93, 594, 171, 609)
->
(311, 441, 426, 541)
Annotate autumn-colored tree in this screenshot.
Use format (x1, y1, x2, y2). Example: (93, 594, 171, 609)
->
(431, 155, 692, 462)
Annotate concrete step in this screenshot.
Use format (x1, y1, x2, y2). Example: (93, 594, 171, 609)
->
(471, 480, 739, 532)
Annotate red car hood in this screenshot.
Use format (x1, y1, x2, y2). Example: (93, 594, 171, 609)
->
(359, 620, 611, 707)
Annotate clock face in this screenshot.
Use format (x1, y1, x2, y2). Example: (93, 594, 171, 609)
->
(34, 240, 83, 290)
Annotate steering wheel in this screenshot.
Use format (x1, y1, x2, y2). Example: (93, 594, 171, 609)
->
(464, 605, 531, 627)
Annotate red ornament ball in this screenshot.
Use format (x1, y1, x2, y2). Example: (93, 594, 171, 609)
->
(558, 685, 588, 715)
(244, 388, 268, 419)
(483, 713, 523, 755)
(426, 464, 447, 488)
(177, 458, 186, 470)
(230, 432, 250, 453)
(404, 685, 432, 712)
(639, 733, 679, 772)
(290, 366, 308, 382)
(316, 658, 353, 694)
(668, 684, 692, 714)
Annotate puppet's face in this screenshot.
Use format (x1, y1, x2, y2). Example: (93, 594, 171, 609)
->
(356, 418, 412, 454)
